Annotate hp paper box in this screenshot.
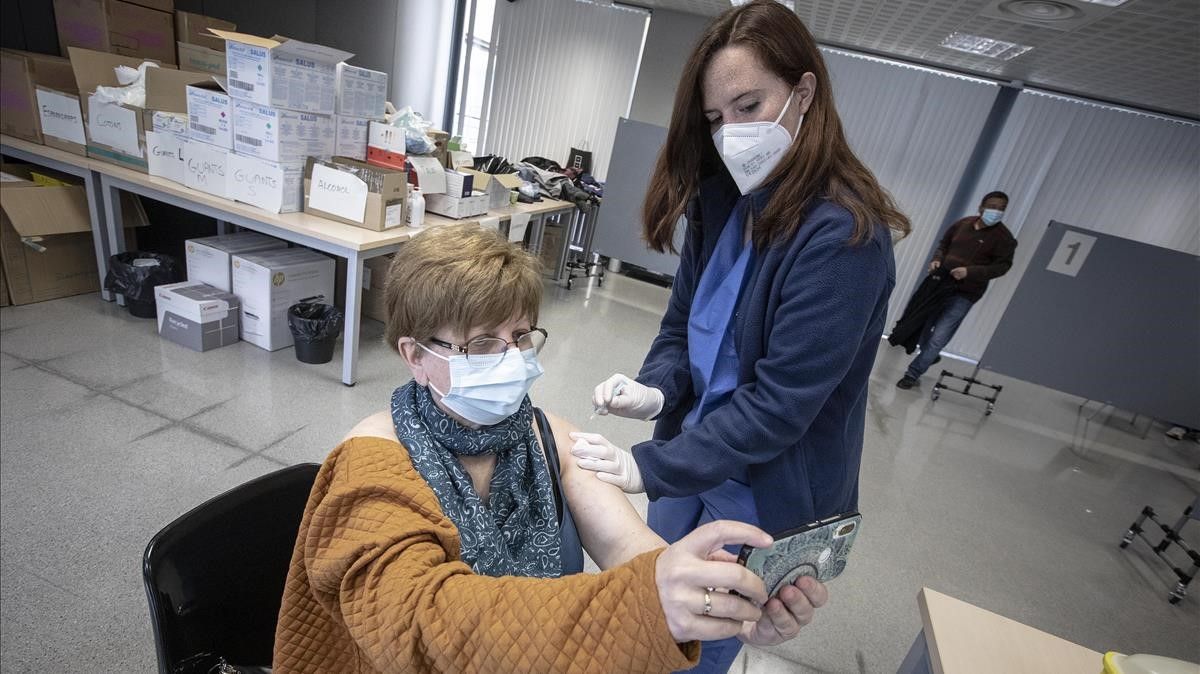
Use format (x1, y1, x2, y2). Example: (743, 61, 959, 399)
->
(232, 248, 335, 351)
(232, 100, 334, 164)
(154, 281, 241, 352)
(210, 29, 352, 115)
(185, 232, 286, 292)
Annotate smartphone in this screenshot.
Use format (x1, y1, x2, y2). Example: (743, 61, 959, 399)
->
(738, 512, 861, 597)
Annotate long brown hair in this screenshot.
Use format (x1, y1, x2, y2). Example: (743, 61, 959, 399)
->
(643, 0, 910, 252)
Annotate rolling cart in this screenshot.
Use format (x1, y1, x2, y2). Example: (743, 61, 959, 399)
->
(1120, 496, 1200, 604)
(562, 204, 605, 290)
(930, 363, 1003, 415)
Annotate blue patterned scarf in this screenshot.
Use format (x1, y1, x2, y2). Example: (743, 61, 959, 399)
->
(390, 380, 562, 578)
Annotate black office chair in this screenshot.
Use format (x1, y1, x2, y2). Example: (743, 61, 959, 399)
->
(142, 463, 320, 674)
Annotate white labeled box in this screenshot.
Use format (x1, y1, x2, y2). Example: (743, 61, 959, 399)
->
(146, 130, 188, 184)
(424, 191, 489, 219)
(334, 115, 370, 161)
(367, 120, 405, 153)
(154, 282, 241, 352)
(211, 29, 352, 115)
(183, 139, 230, 199)
(186, 79, 233, 149)
(335, 63, 388, 119)
(232, 248, 335, 351)
(443, 169, 474, 198)
(228, 153, 304, 214)
(185, 232, 287, 292)
(232, 100, 335, 164)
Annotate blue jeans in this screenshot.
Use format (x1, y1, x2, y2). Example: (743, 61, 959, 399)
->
(648, 480, 759, 674)
(905, 295, 974, 380)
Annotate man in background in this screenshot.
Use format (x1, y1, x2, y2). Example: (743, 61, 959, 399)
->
(896, 191, 1018, 389)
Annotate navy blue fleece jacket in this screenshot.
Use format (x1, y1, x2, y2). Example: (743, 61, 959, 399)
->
(632, 172, 895, 535)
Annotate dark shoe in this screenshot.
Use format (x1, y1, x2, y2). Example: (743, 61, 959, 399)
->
(896, 376, 918, 390)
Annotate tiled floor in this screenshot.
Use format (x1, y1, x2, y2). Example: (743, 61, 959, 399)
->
(2, 274, 1197, 672)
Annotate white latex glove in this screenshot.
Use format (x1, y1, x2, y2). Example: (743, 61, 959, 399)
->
(569, 432, 645, 493)
(592, 373, 664, 420)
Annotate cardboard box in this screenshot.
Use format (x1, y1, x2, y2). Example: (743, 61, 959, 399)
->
(175, 10, 235, 52)
(361, 253, 394, 322)
(232, 100, 335, 164)
(303, 157, 408, 232)
(0, 164, 144, 305)
(38, 86, 89, 156)
(232, 248, 335, 351)
(69, 47, 208, 171)
(154, 281, 240, 351)
(426, 127, 450, 167)
(210, 30, 352, 115)
(145, 128, 186, 183)
(1, 261, 10, 306)
(185, 232, 286, 292)
(423, 192, 488, 220)
(54, 0, 177, 66)
(227, 154, 304, 214)
(176, 42, 225, 76)
(1, 50, 78, 143)
(539, 222, 566, 273)
(334, 63, 388, 119)
(443, 169, 474, 199)
(186, 78, 232, 148)
(334, 115, 370, 161)
(182, 139, 229, 198)
(462, 169, 522, 210)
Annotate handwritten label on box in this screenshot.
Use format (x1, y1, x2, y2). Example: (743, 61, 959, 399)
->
(309, 164, 367, 222)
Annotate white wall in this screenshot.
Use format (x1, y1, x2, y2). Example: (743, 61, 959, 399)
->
(627, 8, 711, 127)
(392, 0, 457, 124)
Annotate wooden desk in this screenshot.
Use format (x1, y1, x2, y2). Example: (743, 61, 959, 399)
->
(1, 134, 581, 383)
(899, 588, 1103, 674)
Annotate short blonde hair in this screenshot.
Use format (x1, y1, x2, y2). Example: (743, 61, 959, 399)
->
(385, 224, 542, 351)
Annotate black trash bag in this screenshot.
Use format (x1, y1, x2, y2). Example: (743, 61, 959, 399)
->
(287, 302, 344, 364)
(473, 154, 514, 174)
(104, 251, 182, 318)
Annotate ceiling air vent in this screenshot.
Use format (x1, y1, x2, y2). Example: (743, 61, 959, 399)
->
(979, 0, 1121, 31)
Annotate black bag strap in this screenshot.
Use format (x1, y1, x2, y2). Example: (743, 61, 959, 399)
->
(533, 407, 565, 525)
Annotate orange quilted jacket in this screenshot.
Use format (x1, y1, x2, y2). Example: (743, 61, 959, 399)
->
(273, 436, 701, 673)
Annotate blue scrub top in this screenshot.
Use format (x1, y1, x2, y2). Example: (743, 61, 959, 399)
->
(682, 198, 755, 478)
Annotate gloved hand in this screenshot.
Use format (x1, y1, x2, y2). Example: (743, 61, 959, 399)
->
(569, 432, 645, 493)
(592, 373, 664, 420)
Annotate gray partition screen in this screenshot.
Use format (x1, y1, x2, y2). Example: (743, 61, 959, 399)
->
(592, 118, 682, 277)
(981, 221, 1200, 428)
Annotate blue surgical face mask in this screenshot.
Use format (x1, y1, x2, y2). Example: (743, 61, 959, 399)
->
(419, 344, 544, 426)
(980, 209, 1005, 226)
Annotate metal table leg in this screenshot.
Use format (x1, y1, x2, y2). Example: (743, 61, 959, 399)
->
(341, 251, 364, 386)
(100, 175, 128, 306)
(84, 171, 114, 301)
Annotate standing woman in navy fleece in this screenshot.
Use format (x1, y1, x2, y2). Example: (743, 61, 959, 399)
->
(571, 2, 909, 671)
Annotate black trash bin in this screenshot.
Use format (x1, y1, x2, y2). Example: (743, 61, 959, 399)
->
(287, 302, 344, 364)
(103, 252, 182, 318)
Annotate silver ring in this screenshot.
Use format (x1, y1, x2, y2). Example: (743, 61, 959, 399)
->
(703, 587, 714, 616)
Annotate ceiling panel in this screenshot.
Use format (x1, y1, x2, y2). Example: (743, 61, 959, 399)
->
(629, 0, 1200, 118)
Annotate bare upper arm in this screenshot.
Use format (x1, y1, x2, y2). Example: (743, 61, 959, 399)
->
(344, 411, 400, 444)
(540, 411, 665, 569)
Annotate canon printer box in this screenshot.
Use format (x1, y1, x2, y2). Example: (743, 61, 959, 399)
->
(155, 282, 241, 352)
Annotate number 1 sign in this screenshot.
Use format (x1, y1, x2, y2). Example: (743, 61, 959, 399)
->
(1047, 230, 1097, 277)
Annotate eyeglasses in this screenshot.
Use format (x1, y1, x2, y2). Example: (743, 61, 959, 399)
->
(427, 327, 548, 364)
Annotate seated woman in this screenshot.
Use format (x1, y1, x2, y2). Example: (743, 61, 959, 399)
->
(273, 224, 828, 674)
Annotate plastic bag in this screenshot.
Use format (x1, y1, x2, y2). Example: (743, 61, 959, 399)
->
(92, 62, 160, 107)
(384, 104, 435, 155)
(287, 303, 344, 342)
(103, 252, 181, 302)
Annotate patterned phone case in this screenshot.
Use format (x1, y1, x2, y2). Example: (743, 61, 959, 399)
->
(738, 512, 861, 596)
